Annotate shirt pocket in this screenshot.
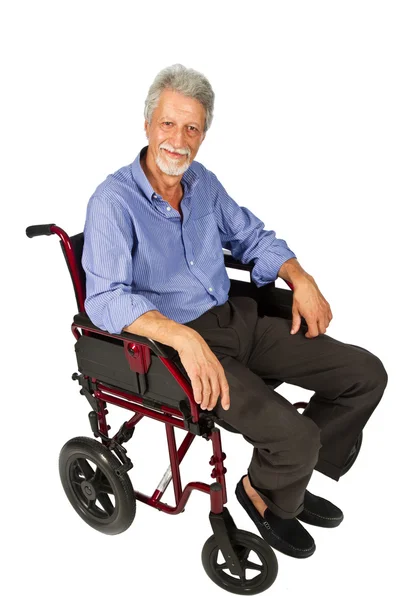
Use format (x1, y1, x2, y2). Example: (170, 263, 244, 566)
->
(192, 212, 222, 259)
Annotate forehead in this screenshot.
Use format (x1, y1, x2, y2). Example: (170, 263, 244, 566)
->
(155, 89, 205, 125)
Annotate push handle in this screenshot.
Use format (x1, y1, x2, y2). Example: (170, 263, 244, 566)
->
(25, 224, 55, 238)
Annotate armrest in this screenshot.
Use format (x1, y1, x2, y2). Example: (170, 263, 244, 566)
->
(258, 286, 307, 327)
(223, 248, 255, 272)
(73, 312, 179, 360)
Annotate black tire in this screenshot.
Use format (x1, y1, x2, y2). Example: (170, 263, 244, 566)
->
(341, 431, 363, 476)
(201, 529, 278, 595)
(59, 436, 136, 534)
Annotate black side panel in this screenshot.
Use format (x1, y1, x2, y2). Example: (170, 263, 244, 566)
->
(75, 336, 188, 408)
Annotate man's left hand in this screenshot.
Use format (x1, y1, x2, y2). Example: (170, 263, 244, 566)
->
(291, 274, 333, 338)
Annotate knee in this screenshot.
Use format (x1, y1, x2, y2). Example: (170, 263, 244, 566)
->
(357, 352, 388, 392)
(370, 355, 388, 390)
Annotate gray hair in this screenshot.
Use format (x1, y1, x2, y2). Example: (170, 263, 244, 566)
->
(144, 64, 215, 133)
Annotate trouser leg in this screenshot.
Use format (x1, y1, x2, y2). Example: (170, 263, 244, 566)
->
(214, 354, 323, 519)
(246, 308, 389, 481)
(183, 296, 388, 516)
(183, 296, 322, 518)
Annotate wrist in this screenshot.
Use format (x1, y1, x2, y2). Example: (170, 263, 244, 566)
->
(278, 258, 306, 284)
(171, 324, 199, 352)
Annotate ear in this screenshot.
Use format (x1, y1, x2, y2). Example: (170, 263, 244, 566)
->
(144, 120, 150, 140)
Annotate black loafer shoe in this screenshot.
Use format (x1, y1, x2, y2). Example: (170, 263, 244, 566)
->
(296, 490, 344, 528)
(235, 475, 316, 559)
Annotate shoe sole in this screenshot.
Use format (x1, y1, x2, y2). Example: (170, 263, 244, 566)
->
(235, 479, 316, 559)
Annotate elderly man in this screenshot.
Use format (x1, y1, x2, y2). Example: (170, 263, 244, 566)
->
(82, 64, 388, 559)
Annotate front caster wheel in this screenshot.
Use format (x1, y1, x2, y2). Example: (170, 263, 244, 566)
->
(201, 529, 278, 595)
(59, 436, 136, 534)
(341, 431, 363, 476)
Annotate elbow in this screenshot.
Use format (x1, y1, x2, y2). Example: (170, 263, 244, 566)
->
(84, 296, 115, 334)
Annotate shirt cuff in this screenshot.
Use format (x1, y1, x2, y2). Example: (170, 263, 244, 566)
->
(103, 294, 159, 334)
(251, 249, 297, 287)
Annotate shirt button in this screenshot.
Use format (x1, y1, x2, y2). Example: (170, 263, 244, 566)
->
(190, 261, 194, 265)
(209, 287, 213, 292)
(166, 206, 171, 211)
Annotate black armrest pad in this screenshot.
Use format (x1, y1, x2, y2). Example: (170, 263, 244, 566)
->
(223, 252, 255, 272)
(73, 313, 179, 360)
(258, 286, 306, 327)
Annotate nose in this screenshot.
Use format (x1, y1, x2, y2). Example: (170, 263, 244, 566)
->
(170, 127, 186, 150)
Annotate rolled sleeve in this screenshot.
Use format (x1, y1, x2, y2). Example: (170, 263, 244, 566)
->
(209, 170, 297, 286)
(251, 245, 297, 287)
(93, 292, 158, 335)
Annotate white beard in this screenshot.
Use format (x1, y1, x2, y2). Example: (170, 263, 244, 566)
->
(155, 147, 191, 176)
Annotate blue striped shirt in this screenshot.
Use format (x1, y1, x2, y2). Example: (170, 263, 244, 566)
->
(82, 146, 296, 334)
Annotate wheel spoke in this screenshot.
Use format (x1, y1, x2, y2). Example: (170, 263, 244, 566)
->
(76, 458, 95, 480)
(92, 467, 103, 484)
(99, 480, 114, 495)
(71, 479, 83, 488)
(87, 499, 95, 510)
(244, 560, 263, 572)
(215, 562, 228, 571)
(97, 493, 114, 516)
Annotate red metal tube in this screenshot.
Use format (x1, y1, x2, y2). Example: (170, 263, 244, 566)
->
(94, 389, 187, 430)
(159, 356, 199, 423)
(50, 225, 86, 313)
(135, 482, 211, 515)
(210, 428, 228, 505)
(165, 424, 183, 504)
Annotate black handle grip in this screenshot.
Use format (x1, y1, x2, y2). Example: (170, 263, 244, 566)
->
(26, 224, 55, 238)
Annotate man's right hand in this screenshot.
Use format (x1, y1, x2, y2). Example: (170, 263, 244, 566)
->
(175, 331, 230, 412)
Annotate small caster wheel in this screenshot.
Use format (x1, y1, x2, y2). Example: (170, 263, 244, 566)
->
(59, 436, 136, 534)
(201, 529, 278, 595)
(341, 431, 363, 476)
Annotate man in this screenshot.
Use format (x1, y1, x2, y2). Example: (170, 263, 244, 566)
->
(82, 64, 388, 559)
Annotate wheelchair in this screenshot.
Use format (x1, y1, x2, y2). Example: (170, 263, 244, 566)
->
(26, 223, 363, 595)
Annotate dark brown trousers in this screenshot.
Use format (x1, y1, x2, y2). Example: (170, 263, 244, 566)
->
(183, 296, 388, 519)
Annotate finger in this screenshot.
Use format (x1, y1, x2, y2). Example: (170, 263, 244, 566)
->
(317, 318, 327, 335)
(207, 371, 221, 411)
(200, 377, 212, 410)
(218, 374, 230, 411)
(191, 375, 202, 406)
(291, 310, 301, 335)
(305, 319, 319, 338)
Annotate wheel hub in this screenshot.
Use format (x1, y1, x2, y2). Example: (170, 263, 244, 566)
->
(81, 480, 97, 501)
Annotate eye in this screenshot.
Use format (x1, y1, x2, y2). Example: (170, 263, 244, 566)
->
(163, 121, 173, 126)
(188, 126, 197, 132)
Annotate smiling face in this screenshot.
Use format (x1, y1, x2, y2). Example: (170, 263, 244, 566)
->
(144, 89, 206, 176)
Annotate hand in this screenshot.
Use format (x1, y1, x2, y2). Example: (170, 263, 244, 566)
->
(291, 274, 333, 338)
(176, 331, 230, 411)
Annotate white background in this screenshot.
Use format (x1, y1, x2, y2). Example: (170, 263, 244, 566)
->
(2, 1, 399, 598)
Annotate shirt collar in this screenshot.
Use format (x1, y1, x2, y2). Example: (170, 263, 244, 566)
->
(131, 145, 200, 202)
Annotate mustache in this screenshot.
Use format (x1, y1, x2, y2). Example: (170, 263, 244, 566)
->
(159, 143, 191, 157)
